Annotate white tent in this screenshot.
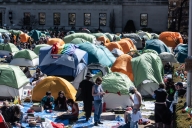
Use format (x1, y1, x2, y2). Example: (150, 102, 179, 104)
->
(111, 48, 124, 57)
(0, 65, 30, 99)
(73, 63, 110, 89)
(10, 49, 39, 67)
(104, 93, 133, 109)
(137, 80, 159, 96)
(159, 52, 178, 63)
(10, 58, 39, 67)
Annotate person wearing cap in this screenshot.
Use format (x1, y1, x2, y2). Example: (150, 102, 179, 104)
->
(79, 72, 94, 121)
(41, 91, 54, 110)
(129, 86, 142, 110)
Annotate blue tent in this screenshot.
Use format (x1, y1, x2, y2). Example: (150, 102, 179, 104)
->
(175, 44, 188, 63)
(77, 42, 116, 67)
(145, 39, 170, 54)
(28, 30, 42, 42)
(39, 46, 88, 81)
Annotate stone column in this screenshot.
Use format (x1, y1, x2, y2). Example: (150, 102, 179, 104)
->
(186, 0, 192, 106)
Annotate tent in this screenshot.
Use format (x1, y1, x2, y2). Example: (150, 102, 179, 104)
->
(9, 29, 23, 36)
(64, 33, 96, 44)
(159, 31, 183, 48)
(175, 44, 188, 63)
(159, 52, 178, 63)
(97, 36, 110, 44)
(47, 38, 65, 46)
(121, 33, 142, 49)
(131, 53, 164, 87)
(77, 42, 116, 67)
(0, 65, 30, 98)
(104, 33, 121, 41)
(145, 39, 170, 54)
(102, 72, 134, 109)
(28, 30, 42, 42)
(151, 33, 159, 39)
(19, 33, 30, 43)
(70, 38, 89, 44)
(39, 46, 88, 81)
(137, 31, 152, 40)
(0, 43, 19, 56)
(105, 42, 123, 51)
(118, 38, 137, 53)
(111, 54, 134, 81)
(92, 33, 108, 39)
(137, 80, 159, 96)
(111, 48, 124, 57)
(10, 49, 39, 67)
(73, 63, 110, 89)
(0, 28, 9, 33)
(34, 44, 49, 55)
(32, 76, 77, 102)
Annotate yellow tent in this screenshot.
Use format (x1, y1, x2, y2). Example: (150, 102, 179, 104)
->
(32, 76, 77, 101)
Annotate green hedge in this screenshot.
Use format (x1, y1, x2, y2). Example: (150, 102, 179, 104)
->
(175, 98, 192, 128)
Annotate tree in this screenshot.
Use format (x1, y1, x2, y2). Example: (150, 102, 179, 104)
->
(124, 20, 136, 33)
(18, 15, 38, 30)
(109, 9, 116, 33)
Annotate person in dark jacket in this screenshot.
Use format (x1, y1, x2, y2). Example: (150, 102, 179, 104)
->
(166, 78, 176, 101)
(79, 73, 94, 121)
(41, 91, 54, 110)
(54, 91, 68, 111)
(0, 104, 23, 127)
(176, 82, 186, 97)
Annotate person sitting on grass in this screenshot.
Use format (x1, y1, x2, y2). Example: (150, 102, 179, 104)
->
(57, 99, 79, 121)
(41, 91, 54, 110)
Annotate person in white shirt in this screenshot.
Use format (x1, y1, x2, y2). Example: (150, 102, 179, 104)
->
(129, 87, 142, 110)
(130, 110, 142, 128)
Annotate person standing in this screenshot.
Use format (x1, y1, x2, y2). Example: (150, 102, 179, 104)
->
(79, 73, 94, 121)
(92, 77, 105, 126)
(129, 87, 142, 110)
(154, 83, 170, 128)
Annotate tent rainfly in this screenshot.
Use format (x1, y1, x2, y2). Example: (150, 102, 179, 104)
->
(0, 43, 19, 56)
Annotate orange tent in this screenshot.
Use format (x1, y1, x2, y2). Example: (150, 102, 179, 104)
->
(159, 31, 183, 48)
(47, 38, 65, 46)
(105, 42, 123, 51)
(97, 36, 110, 44)
(19, 33, 30, 43)
(117, 39, 137, 54)
(111, 54, 134, 81)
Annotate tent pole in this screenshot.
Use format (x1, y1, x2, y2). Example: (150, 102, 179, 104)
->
(186, 0, 192, 106)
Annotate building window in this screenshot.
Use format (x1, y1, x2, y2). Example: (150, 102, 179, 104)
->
(84, 13, 91, 26)
(24, 12, 30, 25)
(68, 13, 76, 25)
(140, 13, 148, 27)
(99, 13, 107, 26)
(39, 12, 46, 25)
(53, 13, 60, 25)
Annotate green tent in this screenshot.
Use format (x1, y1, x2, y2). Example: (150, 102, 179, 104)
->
(77, 42, 116, 67)
(0, 28, 9, 33)
(102, 72, 134, 95)
(131, 53, 164, 87)
(34, 44, 49, 55)
(70, 38, 89, 44)
(142, 49, 158, 56)
(0, 65, 29, 89)
(104, 33, 121, 41)
(92, 33, 108, 39)
(64, 33, 96, 43)
(0, 43, 19, 53)
(9, 30, 23, 35)
(28, 30, 42, 42)
(13, 49, 38, 60)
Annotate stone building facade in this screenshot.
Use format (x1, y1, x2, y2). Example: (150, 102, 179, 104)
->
(0, 0, 168, 32)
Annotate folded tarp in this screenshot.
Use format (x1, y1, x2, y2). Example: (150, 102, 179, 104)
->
(131, 53, 164, 86)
